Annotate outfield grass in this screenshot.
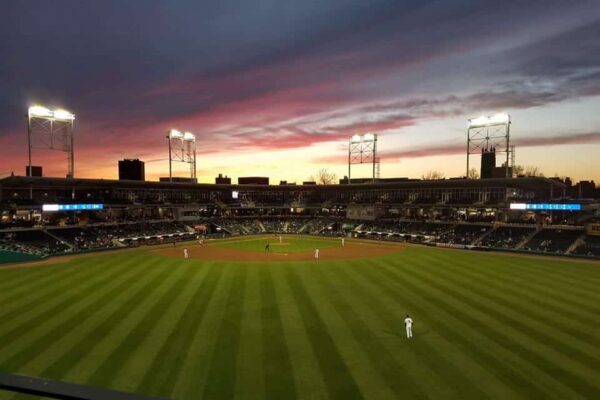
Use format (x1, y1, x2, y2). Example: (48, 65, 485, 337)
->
(0, 237, 599, 399)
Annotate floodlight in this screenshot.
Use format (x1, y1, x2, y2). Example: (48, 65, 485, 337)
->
(28, 106, 52, 118)
(183, 132, 196, 142)
(363, 133, 376, 142)
(350, 134, 362, 143)
(169, 129, 183, 139)
(53, 109, 75, 120)
(468, 113, 510, 128)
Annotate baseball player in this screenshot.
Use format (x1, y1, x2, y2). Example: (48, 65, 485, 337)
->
(183, 248, 189, 259)
(404, 314, 414, 339)
(314, 248, 319, 259)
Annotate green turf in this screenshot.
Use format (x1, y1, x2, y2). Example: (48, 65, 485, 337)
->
(0, 236, 599, 400)
(215, 235, 341, 253)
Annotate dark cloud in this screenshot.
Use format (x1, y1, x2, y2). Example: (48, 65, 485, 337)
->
(1, 1, 600, 178)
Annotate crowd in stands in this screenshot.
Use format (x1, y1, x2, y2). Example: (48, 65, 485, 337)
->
(572, 235, 600, 257)
(1, 216, 598, 259)
(478, 227, 535, 249)
(522, 229, 583, 253)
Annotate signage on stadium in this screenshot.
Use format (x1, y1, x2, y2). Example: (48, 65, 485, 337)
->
(509, 203, 582, 211)
(586, 223, 600, 236)
(42, 204, 104, 212)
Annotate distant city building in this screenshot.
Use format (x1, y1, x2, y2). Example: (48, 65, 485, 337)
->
(215, 174, 231, 184)
(25, 165, 42, 177)
(480, 148, 496, 179)
(238, 177, 269, 185)
(574, 180, 596, 198)
(118, 159, 145, 181)
(302, 181, 317, 185)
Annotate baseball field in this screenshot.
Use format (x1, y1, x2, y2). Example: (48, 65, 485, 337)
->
(0, 235, 599, 399)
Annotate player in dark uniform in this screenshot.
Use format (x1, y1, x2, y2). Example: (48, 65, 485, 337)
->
(265, 243, 270, 252)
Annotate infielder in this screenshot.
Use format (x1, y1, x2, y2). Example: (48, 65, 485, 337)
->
(341, 237, 345, 247)
(183, 248, 189, 259)
(279, 235, 282, 244)
(404, 314, 414, 339)
(314, 248, 319, 259)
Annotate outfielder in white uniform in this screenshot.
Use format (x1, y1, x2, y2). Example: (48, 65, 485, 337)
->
(314, 248, 319, 259)
(183, 248, 189, 259)
(341, 238, 345, 247)
(404, 315, 413, 339)
(279, 235, 282, 244)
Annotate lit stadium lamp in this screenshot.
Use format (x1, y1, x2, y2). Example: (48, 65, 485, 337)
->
(350, 134, 362, 143)
(468, 113, 510, 128)
(363, 133, 376, 142)
(168, 129, 183, 139)
(52, 109, 75, 120)
(183, 132, 196, 142)
(28, 105, 53, 118)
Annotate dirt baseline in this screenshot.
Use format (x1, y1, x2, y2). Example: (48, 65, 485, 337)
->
(156, 239, 404, 262)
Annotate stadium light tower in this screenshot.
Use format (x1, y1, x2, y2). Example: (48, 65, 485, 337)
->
(27, 105, 76, 178)
(466, 113, 512, 178)
(166, 129, 196, 182)
(348, 133, 380, 183)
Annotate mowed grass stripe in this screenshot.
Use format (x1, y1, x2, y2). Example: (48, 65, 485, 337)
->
(0, 255, 142, 364)
(259, 265, 296, 400)
(269, 265, 328, 400)
(15, 256, 166, 378)
(377, 257, 600, 398)
(137, 263, 226, 398)
(285, 267, 364, 400)
(423, 251, 600, 329)
(0, 261, 79, 297)
(321, 261, 489, 400)
(202, 265, 247, 399)
(50, 257, 187, 387)
(428, 249, 600, 301)
(0, 255, 161, 373)
(407, 253, 600, 377)
(233, 264, 265, 399)
(404, 249, 600, 314)
(108, 262, 210, 393)
(174, 265, 237, 400)
(295, 264, 399, 400)
(0, 256, 119, 323)
(420, 253, 600, 353)
(353, 260, 554, 399)
(307, 263, 438, 399)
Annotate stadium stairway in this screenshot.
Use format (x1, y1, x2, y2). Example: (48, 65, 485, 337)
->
(566, 233, 587, 254)
(283, 221, 289, 232)
(516, 226, 542, 249)
(471, 225, 498, 246)
(43, 229, 74, 250)
(257, 220, 266, 232)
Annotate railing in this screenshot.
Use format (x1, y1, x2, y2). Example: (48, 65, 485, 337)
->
(0, 372, 167, 400)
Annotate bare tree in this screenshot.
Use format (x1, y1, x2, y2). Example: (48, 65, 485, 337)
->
(421, 170, 445, 180)
(467, 168, 479, 179)
(310, 168, 338, 185)
(524, 165, 544, 177)
(513, 165, 544, 177)
(513, 165, 524, 176)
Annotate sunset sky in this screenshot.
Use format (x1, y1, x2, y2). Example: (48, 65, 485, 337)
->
(1, 0, 600, 183)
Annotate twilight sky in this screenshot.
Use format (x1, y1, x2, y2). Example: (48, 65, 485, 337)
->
(1, 0, 600, 183)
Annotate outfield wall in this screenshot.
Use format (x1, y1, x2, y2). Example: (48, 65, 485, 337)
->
(0, 250, 42, 264)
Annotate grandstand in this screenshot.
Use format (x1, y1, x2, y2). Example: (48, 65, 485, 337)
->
(0, 174, 598, 261)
